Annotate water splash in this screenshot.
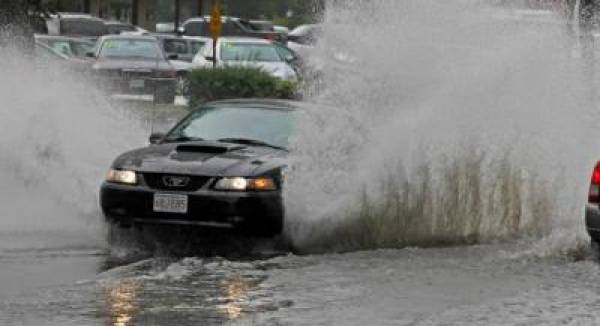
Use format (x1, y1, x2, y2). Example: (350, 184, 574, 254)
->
(0, 47, 144, 234)
(286, 1, 599, 253)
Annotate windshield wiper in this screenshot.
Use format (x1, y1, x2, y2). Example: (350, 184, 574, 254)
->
(165, 136, 204, 143)
(217, 138, 287, 151)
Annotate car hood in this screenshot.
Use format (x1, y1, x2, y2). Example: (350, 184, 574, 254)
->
(93, 58, 172, 71)
(112, 140, 287, 177)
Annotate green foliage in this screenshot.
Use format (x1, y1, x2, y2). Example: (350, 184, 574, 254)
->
(188, 66, 298, 107)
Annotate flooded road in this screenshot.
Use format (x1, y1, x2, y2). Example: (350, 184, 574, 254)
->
(1, 231, 599, 326)
(3, 2, 600, 325)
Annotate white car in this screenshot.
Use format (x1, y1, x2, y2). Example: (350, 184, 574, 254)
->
(192, 37, 298, 82)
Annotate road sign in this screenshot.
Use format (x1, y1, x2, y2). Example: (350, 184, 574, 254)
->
(209, 1, 222, 40)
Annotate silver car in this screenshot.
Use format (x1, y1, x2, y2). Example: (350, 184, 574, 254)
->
(192, 37, 298, 82)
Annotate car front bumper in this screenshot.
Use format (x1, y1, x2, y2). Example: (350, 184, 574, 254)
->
(100, 181, 284, 234)
(97, 76, 176, 95)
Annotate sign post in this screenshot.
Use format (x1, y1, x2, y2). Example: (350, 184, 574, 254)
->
(209, 0, 222, 68)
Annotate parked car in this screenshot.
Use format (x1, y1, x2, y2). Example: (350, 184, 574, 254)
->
(586, 162, 600, 244)
(273, 25, 290, 36)
(34, 34, 95, 59)
(100, 99, 299, 237)
(105, 21, 148, 35)
(193, 37, 298, 81)
(34, 40, 91, 73)
(46, 13, 108, 40)
(287, 24, 322, 46)
(88, 35, 177, 104)
(179, 16, 284, 42)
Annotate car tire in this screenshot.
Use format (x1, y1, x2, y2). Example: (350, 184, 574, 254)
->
(246, 216, 284, 238)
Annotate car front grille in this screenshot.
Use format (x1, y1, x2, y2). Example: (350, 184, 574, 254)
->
(142, 173, 211, 192)
(121, 70, 153, 79)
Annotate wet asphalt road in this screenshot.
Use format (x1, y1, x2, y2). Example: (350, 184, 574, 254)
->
(1, 226, 599, 326)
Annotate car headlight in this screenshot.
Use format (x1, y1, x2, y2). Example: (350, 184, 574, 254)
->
(214, 177, 277, 191)
(107, 169, 137, 185)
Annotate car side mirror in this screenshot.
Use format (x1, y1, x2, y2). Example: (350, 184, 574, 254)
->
(149, 132, 165, 144)
(176, 26, 185, 35)
(167, 53, 178, 60)
(85, 51, 95, 58)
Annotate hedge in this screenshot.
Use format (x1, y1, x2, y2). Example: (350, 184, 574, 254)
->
(188, 66, 298, 107)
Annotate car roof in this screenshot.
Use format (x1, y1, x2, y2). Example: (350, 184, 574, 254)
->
(216, 36, 272, 44)
(184, 16, 244, 23)
(203, 98, 302, 111)
(34, 34, 94, 43)
(54, 13, 104, 21)
(99, 34, 157, 41)
(105, 21, 132, 25)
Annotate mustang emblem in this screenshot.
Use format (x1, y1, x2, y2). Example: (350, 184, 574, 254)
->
(162, 176, 190, 187)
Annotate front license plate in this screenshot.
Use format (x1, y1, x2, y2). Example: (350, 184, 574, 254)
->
(129, 79, 145, 89)
(153, 194, 188, 214)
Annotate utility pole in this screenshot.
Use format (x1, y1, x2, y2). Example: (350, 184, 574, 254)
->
(175, 0, 181, 31)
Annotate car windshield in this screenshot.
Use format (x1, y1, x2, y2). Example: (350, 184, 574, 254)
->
(190, 41, 206, 54)
(220, 42, 282, 62)
(165, 107, 294, 148)
(71, 41, 93, 57)
(99, 39, 162, 59)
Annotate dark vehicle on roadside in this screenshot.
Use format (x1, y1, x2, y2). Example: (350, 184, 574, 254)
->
(100, 99, 296, 237)
(105, 21, 148, 35)
(179, 16, 284, 42)
(34, 34, 94, 59)
(88, 35, 177, 104)
(46, 13, 108, 40)
(586, 163, 600, 244)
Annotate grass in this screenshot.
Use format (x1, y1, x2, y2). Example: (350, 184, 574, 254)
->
(293, 151, 554, 253)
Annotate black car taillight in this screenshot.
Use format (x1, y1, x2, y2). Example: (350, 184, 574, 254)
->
(589, 162, 600, 204)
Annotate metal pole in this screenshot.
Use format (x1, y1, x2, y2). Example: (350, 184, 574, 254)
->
(175, 0, 181, 31)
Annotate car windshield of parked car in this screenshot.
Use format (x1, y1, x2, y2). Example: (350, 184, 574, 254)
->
(164, 39, 188, 54)
(190, 40, 206, 54)
(61, 18, 107, 37)
(165, 107, 294, 148)
(220, 42, 282, 62)
(99, 39, 162, 59)
(71, 41, 93, 57)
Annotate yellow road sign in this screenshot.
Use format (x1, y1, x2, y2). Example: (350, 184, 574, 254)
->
(209, 1, 222, 40)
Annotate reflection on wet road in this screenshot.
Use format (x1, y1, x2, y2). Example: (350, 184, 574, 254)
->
(4, 230, 600, 326)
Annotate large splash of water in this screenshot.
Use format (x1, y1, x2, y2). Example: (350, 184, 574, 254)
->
(286, 1, 600, 253)
(0, 48, 144, 234)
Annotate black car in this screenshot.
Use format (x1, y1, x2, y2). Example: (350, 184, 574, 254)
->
(100, 99, 297, 237)
(89, 35, 177, 103)
(46, 13, 108, 40)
